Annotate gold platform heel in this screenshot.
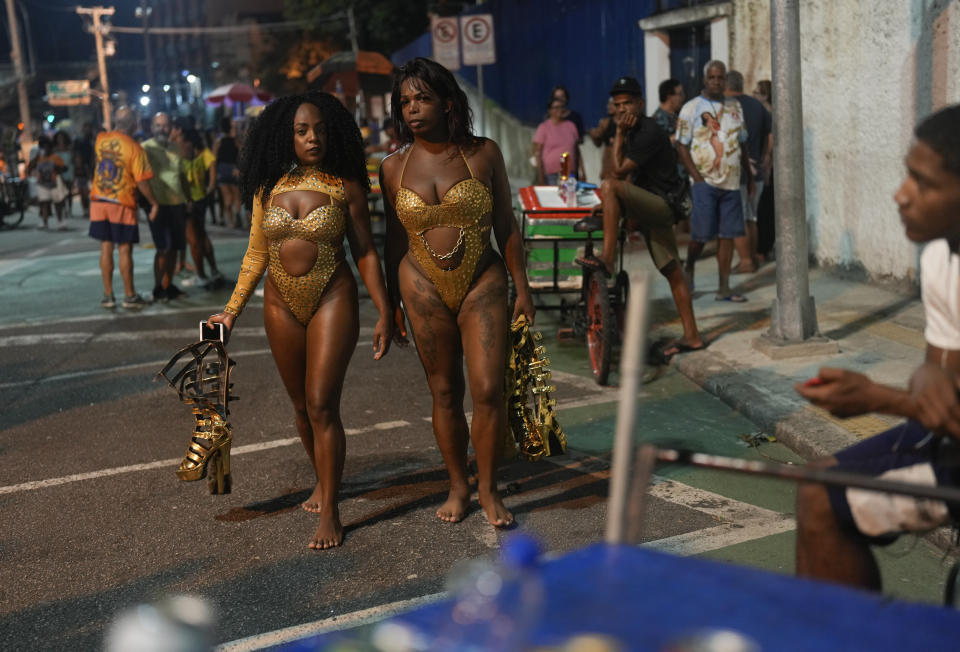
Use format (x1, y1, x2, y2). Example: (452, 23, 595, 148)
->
(158, 341, 237, 495)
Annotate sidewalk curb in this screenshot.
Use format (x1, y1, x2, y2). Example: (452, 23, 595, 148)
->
(672, 347, 958, 556)
(673, 348, 857, 459)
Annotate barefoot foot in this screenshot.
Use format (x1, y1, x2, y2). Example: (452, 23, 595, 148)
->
(478, 489, 513, 528)
(301, 485, 323, 514)
(308, 511, 343, 550)
(437, 487, 470, 523)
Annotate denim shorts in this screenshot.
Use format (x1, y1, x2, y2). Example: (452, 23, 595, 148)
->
(690, 182, 744, 242)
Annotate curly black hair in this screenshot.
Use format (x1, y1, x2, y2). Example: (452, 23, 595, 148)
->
(238, 91, 369, 206)
(390, 57, 475, 148)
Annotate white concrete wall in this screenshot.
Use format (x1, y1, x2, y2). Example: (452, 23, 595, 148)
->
(456, 73, 537, 184)
(730, 0, 960, 282)
(457, 73, 603, 186)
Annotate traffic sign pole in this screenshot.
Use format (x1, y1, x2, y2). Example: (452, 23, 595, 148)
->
(460, 13, 495, 139)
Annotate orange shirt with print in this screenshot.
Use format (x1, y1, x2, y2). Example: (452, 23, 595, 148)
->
(90, 131, 153, 208)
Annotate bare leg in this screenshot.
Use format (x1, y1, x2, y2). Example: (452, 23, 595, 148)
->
(400, 260, 472, 523)
(203, 235, 220, 276)
(117, 242, 136, 297)
(659, 261, 702, 348)
(716, 238, 735, 295)
(99, 241, 115, 297)
(458, 263, 513, 527)
(263, 269, 359, 549)
(796, 459, 881, 590)
(733, 233, 755, 272)
(39, 201, 50, 229)
(185, 217, 206, 278)
(303, 269, 358, 548)
(685, 240, 705, 284)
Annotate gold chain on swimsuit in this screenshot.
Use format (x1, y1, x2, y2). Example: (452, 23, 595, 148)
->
(393, 143, 493, 313)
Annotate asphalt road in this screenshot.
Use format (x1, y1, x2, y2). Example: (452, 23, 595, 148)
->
(0, 212, 950, 650)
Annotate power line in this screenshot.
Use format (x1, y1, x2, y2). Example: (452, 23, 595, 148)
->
(107, 17, 344, 36)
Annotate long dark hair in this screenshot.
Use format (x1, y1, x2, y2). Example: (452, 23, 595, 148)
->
(390, 57, 475, 148)
(238, 91, 369, 206)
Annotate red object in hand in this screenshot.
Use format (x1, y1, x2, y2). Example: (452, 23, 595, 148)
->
(804, 377, 824, 387)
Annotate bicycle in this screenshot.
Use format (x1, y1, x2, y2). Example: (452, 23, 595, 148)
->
(570, 213, 630, 386)
(0, 177, 28, 229)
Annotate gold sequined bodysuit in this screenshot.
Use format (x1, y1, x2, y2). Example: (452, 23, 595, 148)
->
(224, 168, 346, 325)
(394, 145, 494, 313)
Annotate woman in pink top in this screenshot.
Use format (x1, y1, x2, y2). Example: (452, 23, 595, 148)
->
(533, 99, 584, 185)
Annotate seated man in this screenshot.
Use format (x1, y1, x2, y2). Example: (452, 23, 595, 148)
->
(576, 76, 703, 357)
(795, 105, 960, 591)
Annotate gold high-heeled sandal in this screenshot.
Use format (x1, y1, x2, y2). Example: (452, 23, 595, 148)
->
(504, 315, 566, 461)
(158, 340, 237, 494)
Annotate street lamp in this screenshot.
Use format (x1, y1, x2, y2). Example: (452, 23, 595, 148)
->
(135, 1, 154, 105)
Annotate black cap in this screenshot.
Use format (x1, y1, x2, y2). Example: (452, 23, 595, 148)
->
(609, 76, 643, 97)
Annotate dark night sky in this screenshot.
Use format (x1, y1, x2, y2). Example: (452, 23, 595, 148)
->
(3, 0, 145, 66)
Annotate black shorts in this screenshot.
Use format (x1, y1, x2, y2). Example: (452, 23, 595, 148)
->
(147, 204, 186, 251)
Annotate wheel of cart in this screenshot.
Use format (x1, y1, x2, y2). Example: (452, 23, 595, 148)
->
(572, 213, 628, 386)
(0, 177, 27, 229)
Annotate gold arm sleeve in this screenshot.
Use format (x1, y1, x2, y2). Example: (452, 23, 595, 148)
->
(223, 194, 269, 317)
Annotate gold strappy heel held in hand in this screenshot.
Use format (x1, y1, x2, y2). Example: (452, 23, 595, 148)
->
(157, 340, 237, 494)
(504, 315, 566, 461)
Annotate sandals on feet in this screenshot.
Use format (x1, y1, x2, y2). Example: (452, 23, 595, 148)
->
(715, 293, 747, 303)
(574, 255, 611, 277)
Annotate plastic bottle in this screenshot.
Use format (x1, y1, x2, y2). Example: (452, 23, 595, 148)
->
(557, 151, 578, 208)
(432, 533, 545, 651)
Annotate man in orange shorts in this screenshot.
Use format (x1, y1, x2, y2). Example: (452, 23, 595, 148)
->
(89, 106, 159, 309)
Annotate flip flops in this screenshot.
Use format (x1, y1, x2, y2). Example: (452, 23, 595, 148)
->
(715, 293, 748, 303)
(574, 255, 611, 277)
(648, 339, 708, 365)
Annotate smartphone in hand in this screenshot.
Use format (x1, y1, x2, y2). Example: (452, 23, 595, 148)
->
(200, 320, 225, 344)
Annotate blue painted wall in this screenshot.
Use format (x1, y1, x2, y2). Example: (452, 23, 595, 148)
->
(391, 0, 657, 130)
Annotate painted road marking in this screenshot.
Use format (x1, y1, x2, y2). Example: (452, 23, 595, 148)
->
(0, 325, 376, 346)
(0, 329, 383, 389)
(216, 593, 446, 652)
(214, 477, 797, 651)
(0, 420, 412, 496)
(644, 479, 796, 555)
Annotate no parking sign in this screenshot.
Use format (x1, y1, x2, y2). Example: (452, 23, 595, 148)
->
(460, 14, 496, 66)
(431, 15, 460, 71)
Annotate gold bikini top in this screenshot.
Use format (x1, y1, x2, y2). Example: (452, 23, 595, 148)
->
(261, 168, 346, 243)
(394, 144, 493, 312)
(223, 167, 346, 318)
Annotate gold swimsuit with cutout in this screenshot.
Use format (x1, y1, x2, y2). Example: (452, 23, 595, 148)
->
(394, 145, 494, 313)
(224, 168, 346, 325)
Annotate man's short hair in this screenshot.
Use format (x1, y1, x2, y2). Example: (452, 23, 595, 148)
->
(915, 105, 960, 177)
(703, 60, 726, 77)
(726, 70, 745, 92)
(114, 107, 137, 133)
(610, 76, 643, 98)
(658, 79, 681, 103)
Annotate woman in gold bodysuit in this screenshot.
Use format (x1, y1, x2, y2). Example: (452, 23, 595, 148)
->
(381, 58, 535, 528)
(206, 92, 393, 549)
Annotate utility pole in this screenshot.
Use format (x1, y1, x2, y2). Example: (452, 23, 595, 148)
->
(136, 1, 154, 105)
(346, 4, 365, 124)
(76, 5, 115, 130)
(756, 0, 836, 358)
(5, 0, 32, 162)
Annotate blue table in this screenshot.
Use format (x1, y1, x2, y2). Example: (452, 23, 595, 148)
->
(274, 543, 960, 651)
